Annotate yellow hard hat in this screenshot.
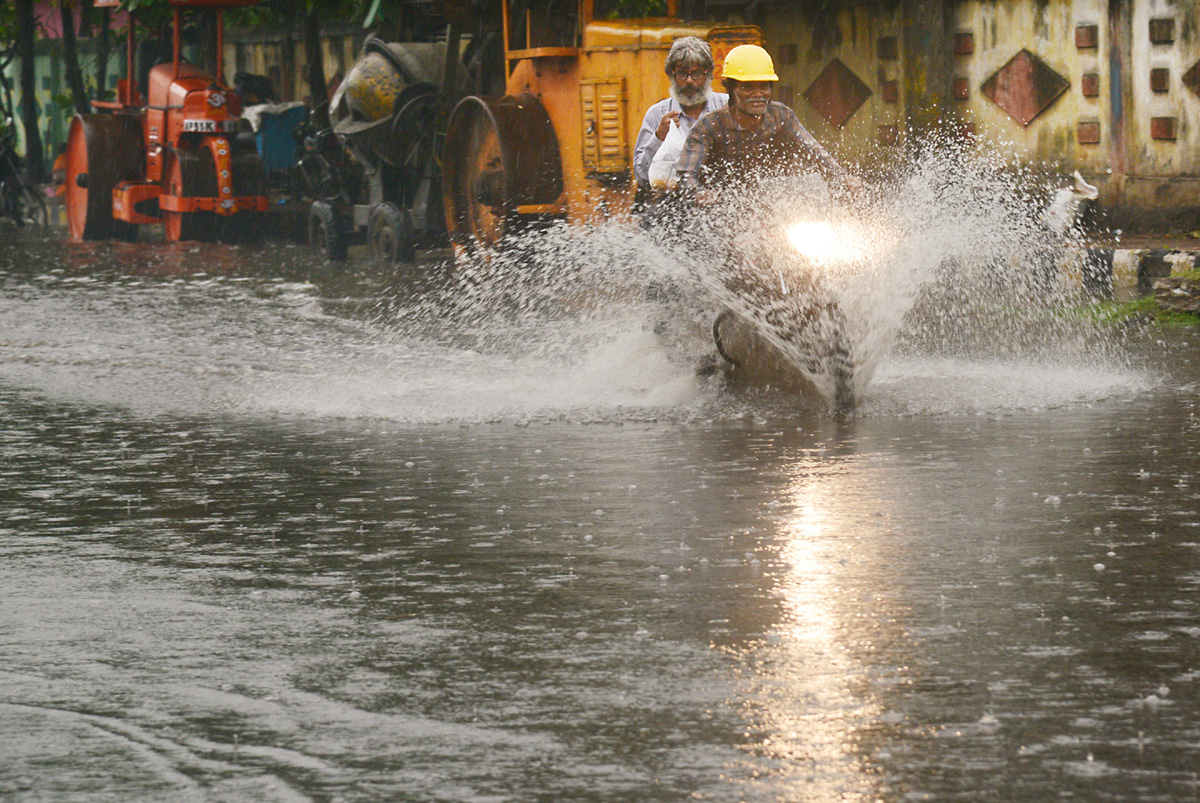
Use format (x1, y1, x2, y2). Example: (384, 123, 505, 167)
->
(722, 44, 779, 82)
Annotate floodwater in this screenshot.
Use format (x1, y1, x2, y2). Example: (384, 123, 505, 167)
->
(2, 216, 1199, 803)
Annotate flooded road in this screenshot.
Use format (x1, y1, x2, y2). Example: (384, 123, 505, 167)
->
(2, 225, 1199, 802)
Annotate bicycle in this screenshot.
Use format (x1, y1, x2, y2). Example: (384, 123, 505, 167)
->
(0, 119, 49, 227)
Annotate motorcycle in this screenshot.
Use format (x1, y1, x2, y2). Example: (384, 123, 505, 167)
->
(705, 178, 867, 411)
(298, 113, 363, 261)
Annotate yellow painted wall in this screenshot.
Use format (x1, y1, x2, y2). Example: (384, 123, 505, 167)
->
(758, 0, 1200, 218)
(758, 5, 904, 170)
(225, 27, 364, 105)
(953, 0, 1083, 169)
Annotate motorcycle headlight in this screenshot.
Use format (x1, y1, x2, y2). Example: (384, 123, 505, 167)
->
(786, 221, 863, 262)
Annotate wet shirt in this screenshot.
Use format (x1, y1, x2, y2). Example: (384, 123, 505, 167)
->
(673, 101, 847, 193)
(633, 93, 728, 188)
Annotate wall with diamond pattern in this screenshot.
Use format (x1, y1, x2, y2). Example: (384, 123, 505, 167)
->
(759, 3, 905, 170)
(755, 0, 1200, 222)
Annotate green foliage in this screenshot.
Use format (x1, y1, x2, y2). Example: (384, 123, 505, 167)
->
(50, 91, 75, 112)
(1076, 292, 1200, 328)
(117, 0, 172, 29)
(594, 0, 668, 19)
(362, 0, 383, 28)
(0, 2, 16, 80)
(0, 2, 15, 44)
(227, 4, 287, 28)
(88, 0, 368, 39)
(0, 5, 15, 119)
(223, 0, 365, 31)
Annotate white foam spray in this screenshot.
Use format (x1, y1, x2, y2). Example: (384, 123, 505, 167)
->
(358, 134, 1142, 420)
(0, 140, 1148, 423)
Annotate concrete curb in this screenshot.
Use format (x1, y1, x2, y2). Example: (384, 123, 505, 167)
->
(1068, 246, 1199, 296)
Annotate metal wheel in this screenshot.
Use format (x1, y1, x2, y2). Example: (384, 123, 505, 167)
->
(445, 102, 508, 250)
(389, 87, 442, 175)
(219, 153, 268, 244)
(163, 151, 217, 242)
(442, 95, 562, 254)
(367, 202, 414, 265)
(308, 200, 348, 261)
(64, 114, 142, 241)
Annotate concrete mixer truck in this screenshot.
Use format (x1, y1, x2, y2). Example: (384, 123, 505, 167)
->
(306, 0, 760, 262)
(305, 33, 483, 263)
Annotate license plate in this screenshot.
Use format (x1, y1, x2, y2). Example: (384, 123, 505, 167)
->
(183, 119, 217, 133)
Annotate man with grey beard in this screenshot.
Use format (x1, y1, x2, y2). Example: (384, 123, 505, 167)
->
(632, 36, 728, 192)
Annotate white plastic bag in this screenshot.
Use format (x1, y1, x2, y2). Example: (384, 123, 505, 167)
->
(648, 120, 688, 190)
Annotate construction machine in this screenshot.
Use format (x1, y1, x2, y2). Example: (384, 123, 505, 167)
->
(64, 0, 268, 243)
(306, 36, 476, 263)
(441, 0, 762, 252)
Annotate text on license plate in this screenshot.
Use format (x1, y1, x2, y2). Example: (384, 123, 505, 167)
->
(183, 119, 218, 133)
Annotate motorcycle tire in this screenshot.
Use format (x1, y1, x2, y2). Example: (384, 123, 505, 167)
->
(308, 200, 348, 262)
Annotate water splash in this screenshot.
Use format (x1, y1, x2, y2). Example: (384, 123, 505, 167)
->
(0, 140, 1147, 422)
(372, 135, 1132, 418)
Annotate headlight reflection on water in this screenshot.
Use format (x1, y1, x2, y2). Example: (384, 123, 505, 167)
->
(738, 473, 888, 802)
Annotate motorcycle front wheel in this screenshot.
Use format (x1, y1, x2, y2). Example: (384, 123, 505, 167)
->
(713, 299, 857, 411)
(824, 304, 855, 412)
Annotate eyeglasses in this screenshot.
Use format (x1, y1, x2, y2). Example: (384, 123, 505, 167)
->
(673, 69, 709, 82)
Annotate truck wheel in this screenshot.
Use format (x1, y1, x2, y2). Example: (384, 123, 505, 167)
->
(367, 202, 414, 265)
(445, 106, 508, 250)
(64, 114, 142, 241)
(219, 153, 267, 244)
(308, 200, 348, 261)
(442, 95, 562, 255)
(163, 152, 217, 242)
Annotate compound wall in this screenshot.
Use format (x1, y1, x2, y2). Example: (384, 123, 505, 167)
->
(758, 0, 1200, 226)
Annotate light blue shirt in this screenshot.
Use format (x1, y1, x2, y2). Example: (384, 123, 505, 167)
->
(633, 93, 728, 188)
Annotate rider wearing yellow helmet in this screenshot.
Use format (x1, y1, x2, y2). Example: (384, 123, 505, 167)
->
(674, 44, 861, 199)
